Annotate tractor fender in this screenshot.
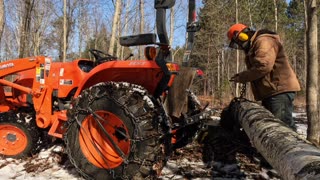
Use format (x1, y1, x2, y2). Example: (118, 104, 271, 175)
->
(74, 60, 163, 97)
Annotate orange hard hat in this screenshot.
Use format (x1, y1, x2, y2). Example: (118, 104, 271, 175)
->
(227, 23, 248, 40)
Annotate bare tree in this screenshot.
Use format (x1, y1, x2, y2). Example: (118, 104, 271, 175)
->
(273, 0, 278, 32)
(0, 0, 4, 44)
(169, 5, 175, 47)
(139, 0, 145, 59)
(19, 0, 35, 58)
(31, 0, 54, 56)
(92, 3, 103, 50)
(246, 0, 253, 27)
(57, 0, 79, 60)
(235, 0, 240, 96)
(77, 0, 89, 57)
(108, 0, 122, 56)
(306, 0, 319, 145)
(63, 0, 67, 62)
(304, 0, 308, 92)
(116, 13, 122, 58)
(121, 0, 132, 59)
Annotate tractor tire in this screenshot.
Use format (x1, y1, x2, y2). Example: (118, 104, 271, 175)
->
(64, 82, 171, 180)
(0, 111, 42, 158)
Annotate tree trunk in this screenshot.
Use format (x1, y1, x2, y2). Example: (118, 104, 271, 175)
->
(116, 16, 121, 58)
(138, 0, 145, 59)
(306, 0, 319, 145)
(247, 0, 253, 27)
(220, 50, 225, 104)
(108, 0, 122, 55)
(222, 100, 320, 180)
(63, 0, 67, 62)
(217, 50, 220, 99)
(205, 36, 210, 96)
(164, 67, 196, 118)
(0, 0, 4, 44)
(19, 0, 34, 58)
(60, 0, 76, 60)
(78, 0, 85, 57)
(121, 0, 131, 60)
(169, 6, 174, 48)
(235, 0, 240, 97)
(304, 0, 308, 91)
(273, 0, 278, 32)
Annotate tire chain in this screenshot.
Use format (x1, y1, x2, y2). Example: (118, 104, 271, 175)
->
(64, 82, 171, 180)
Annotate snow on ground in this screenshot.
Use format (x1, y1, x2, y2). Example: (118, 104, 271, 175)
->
(293, 112, 308, 139)
(0, 145, 81, 180)
(0, 112, 308, 180)
(160, 156, 211, 180)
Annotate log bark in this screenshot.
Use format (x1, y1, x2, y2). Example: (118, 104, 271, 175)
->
(164, 67, 196, 118)
(222, 99, 320, 180)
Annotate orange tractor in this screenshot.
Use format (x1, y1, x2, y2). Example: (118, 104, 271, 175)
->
(0, 0, 208, 179)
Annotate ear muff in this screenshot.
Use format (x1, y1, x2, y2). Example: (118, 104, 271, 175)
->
(238, 32, 249, 41)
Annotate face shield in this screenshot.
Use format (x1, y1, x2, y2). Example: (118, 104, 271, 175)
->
(229, 31, 242, 49)
(229, 39, 241, 49)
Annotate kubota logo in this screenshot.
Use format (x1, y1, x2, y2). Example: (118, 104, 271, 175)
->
(0, 63, 14, 70)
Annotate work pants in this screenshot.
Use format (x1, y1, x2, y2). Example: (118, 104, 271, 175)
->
(261, 92, 296, 131)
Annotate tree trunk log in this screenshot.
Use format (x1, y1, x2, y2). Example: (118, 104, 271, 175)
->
(164, 67, 196, 118)
(222, 99, 320, 180)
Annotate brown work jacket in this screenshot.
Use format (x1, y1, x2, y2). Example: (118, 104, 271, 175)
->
(237, 31, 301, 101)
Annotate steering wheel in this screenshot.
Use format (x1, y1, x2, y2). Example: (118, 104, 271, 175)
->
(89, 49, 117, 65)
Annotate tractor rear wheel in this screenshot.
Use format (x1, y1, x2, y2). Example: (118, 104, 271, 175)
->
(64, 82, 171, 180)
(0, 112, 42, 158)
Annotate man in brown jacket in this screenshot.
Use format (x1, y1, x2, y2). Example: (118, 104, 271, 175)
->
(227, 23, 301, 130)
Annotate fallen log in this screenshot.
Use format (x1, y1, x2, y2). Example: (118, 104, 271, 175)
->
(164, 67, 196, 118)
(221, 99, 320, 180)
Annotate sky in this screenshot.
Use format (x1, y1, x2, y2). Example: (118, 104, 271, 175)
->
(0, 0, 203, 60)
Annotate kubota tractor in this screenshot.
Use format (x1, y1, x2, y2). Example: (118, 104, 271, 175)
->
(0, 0, 209, 179)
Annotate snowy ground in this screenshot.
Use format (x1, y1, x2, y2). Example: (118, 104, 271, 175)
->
(0, 112, 308, 180)
(0, 145, 81, 180)
(293, 112, 308, 139)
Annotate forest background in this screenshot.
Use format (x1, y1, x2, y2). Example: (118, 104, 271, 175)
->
(0, 0, 318, 135)
(0, 0, 310, 105)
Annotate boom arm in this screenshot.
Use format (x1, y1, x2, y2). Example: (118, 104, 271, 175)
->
(0, 57, 45, 78)
(0, 57, 46, 95)
(182, 0, 200, 67)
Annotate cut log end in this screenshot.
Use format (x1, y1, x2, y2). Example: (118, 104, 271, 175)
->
(297, 161, 320, 179)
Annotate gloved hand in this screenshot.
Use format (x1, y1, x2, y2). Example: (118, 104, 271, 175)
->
(230, 74, 240, 82)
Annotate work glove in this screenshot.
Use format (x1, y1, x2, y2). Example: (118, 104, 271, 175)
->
(230, 74, 241, 82)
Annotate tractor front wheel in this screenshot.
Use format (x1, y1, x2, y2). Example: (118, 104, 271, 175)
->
(0, 112, 42, 158)
(64, 82, 171, 180)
